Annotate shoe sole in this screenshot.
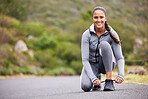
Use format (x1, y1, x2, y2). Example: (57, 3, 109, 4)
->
(92, 88, 101, 91)
(103, 88, 115, 91)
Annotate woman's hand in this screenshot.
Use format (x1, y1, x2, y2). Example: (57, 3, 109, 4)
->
(115, 77, 124, 84)
(93, 79, 101, 86)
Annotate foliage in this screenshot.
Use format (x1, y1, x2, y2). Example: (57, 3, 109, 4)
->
(0, 65, 34, 75)
(15, 22, 48, 37)
(27, 32, 57, 50)
(70, 60, 82, 74)
(55, 42, 81, 64)
(0, 27, 16, 44)
(0, 0, 29, 21)
(49, 67, 76, 76)
(0, 0, 147, 76)
(0, 14, 20, 28)
(81, 9, 92, 21)
(34, 50, 66, 69)
(0, 15, 19, 44)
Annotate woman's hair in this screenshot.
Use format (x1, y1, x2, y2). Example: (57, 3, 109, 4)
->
(105, 21, 121, 44)
(92, 6, 121, 45)
(92, 6, 106, 17)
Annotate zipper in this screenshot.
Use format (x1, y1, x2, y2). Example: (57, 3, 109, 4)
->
(95, 32, 109, 62)
(95, 34, 101, 63)
(89, 29, 109, 63)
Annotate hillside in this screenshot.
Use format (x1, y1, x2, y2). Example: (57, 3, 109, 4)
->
(25, 0, 147, 28)
(25, 0, 148, 62)
(0, 0, 147, 75)
(25, 0, 148, 54)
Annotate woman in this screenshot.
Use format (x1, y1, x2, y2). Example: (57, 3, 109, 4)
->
(80, 6, 125, 92)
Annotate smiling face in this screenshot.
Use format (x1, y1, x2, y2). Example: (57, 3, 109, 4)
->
(92, 10, 107, 31)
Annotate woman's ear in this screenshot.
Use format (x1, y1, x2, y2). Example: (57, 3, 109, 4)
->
(105, 16, 107, 21)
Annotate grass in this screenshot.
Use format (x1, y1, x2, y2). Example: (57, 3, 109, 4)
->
(101, 73, 148, 84)
(0, 73, 147, 85)
(124, 74, 148, 84)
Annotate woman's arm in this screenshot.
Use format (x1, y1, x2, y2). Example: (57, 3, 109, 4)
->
(81, 30, 98, 82)
(112, 42, 125, 80)
(111, 29, 125, 80)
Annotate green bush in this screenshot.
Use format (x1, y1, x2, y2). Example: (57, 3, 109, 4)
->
(56, 33, 76, 43)
(81, 9, 92, 21)
(27, 32, 57, 50)
(0, 67, 13, 75)
(0, 14, 20, 28)
(0, 44, 19, 65)
(34, 50, 66, 69)
(0, 27, 16, 44)
(70, 60, 82, 74)
(12, 66, 34, 74)
(1, 60, 11, 68)
(68, 19, 91, 45)
(56, 42, 81, 64)
(0, 0, 28, 21)
(0, 65, 34, 75)
(49, 67, 76, 76)
(16, 22, 48, 37)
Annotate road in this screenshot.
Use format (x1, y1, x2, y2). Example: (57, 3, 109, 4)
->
(0, 76, 148, 99)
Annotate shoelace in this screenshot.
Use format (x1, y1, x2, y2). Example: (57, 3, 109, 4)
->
(101, 80, 115, 83)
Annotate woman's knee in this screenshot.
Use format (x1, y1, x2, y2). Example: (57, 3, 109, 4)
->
(81, 83, 92, 92)
(100, 41, 111, 52)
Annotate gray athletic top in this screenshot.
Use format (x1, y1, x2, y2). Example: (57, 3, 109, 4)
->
(81, 24, 125, 82)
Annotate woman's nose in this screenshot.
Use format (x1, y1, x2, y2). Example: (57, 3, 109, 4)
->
(97, 18, 101, 22)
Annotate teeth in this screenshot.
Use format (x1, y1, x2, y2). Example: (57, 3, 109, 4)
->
(97, 23, 101, 25)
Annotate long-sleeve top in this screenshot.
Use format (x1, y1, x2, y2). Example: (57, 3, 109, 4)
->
(81, 24, 125, 82)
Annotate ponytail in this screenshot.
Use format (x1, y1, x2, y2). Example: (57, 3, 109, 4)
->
(105, 21, 121, 45)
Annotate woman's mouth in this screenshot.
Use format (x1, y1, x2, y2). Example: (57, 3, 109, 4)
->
(96, 23, 102, 26)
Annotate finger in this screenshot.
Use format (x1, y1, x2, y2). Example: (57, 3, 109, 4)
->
(118, 77, 123, 81)
(116, 80, 120, 83)
(115, 78, 118, 82)
(115, 78, 119, 83)
(93, 82, 96, 85)
(116, 77, 122, 82)
(95, 81, 100, 86)
(93, 82, 95, 85)
(115, 79, 118, 83)
(118, 80, 121, 84)
(119, 79, 122, 83)
(94, 81, 98, 85)
(97, 80, 100, 84)
(118, 79, 123, 84)
(116, 79, 121, 83)
(119, 81, 122, 84)
(96, 81, 99, 85)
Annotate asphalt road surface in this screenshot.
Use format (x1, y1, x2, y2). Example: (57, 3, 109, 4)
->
(0, 76, 148, 99)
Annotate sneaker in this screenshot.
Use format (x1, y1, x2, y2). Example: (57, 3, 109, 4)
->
(104, 79, 115, 91)
(92, 84, 101, 91)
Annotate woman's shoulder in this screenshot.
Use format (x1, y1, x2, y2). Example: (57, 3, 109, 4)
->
(82, 29, 91, 37)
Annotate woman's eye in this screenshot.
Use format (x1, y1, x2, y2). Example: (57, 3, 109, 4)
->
(94, 16, 98, 19)
(100, 16, 104, 18)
